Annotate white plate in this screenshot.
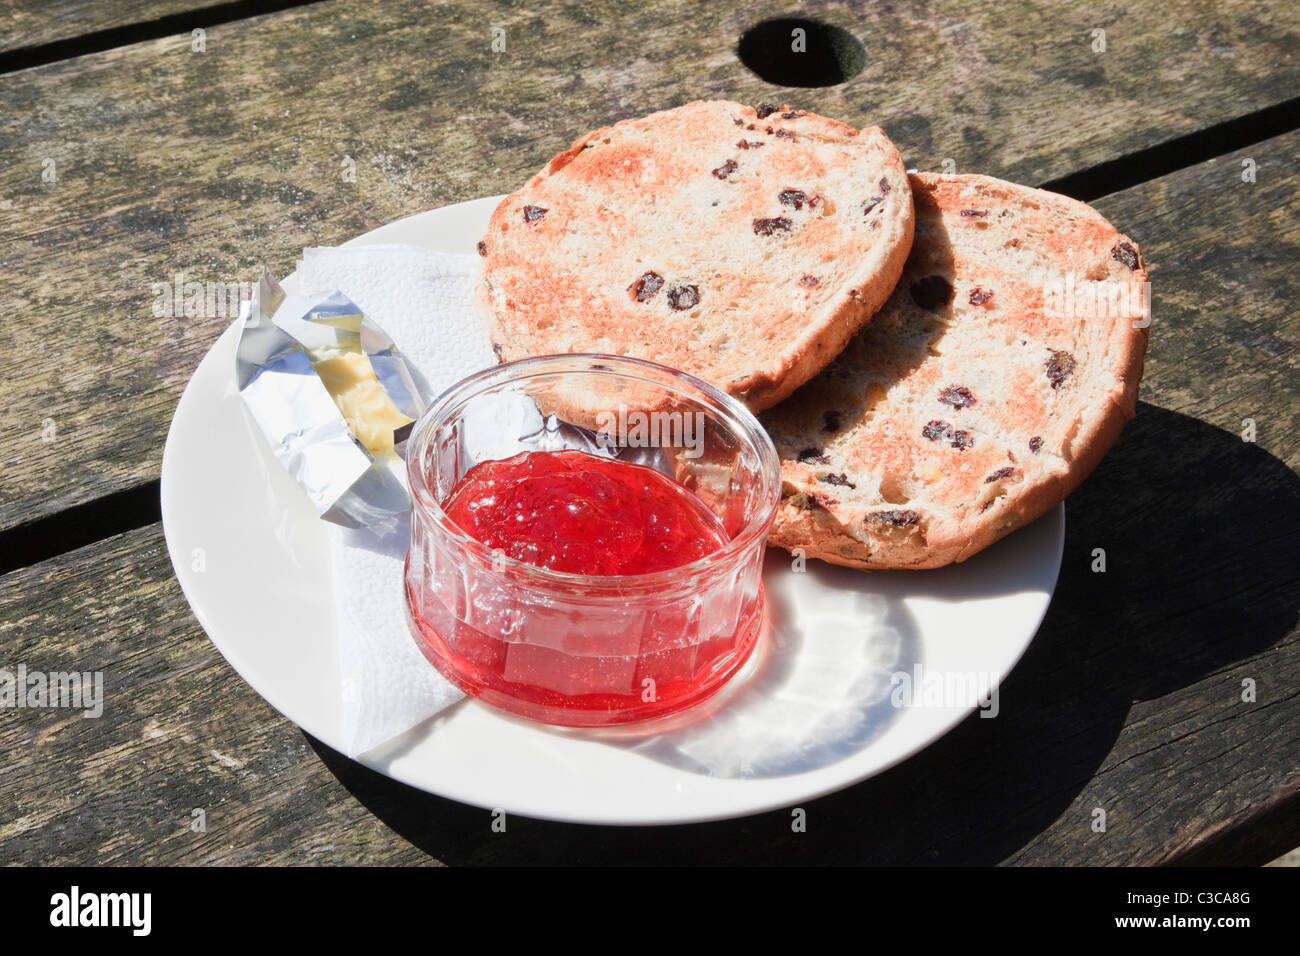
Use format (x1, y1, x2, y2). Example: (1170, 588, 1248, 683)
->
(161, 196, 1064, 826)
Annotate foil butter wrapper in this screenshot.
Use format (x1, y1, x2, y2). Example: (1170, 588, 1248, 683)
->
(235, 270, 425, 529)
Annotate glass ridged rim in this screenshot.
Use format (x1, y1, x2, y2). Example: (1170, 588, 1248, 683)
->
(405, 353, 781, 591)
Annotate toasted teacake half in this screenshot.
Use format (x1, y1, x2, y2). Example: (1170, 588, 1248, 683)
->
(761, 172, 1150, 569)
(473, 100, 915, 412)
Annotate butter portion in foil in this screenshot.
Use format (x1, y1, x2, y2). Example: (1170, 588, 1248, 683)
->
(235, 270, 425, 529)
(312, 350, 413, 456)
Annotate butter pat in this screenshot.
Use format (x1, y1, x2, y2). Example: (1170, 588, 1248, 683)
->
(312, 350, 413, 456)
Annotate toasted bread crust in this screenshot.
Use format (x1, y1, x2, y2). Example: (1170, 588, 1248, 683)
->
(473, 100, 914, 412)
(763, 173, 1150, 569)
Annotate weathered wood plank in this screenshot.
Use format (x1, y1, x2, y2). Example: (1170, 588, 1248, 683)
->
(2, 0, 1299, 532)
(2, 132, 1298, 864)
(993, 131, 1300, 865)
(0, 422, 1294, 865)
(0, 524, 440, 865)
(0, 1, 237, 55)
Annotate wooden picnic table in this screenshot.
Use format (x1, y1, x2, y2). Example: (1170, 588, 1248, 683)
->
(0, 0, 1297, 865)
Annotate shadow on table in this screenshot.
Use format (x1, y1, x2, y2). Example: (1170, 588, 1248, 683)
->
(306, 402, 1300, 864)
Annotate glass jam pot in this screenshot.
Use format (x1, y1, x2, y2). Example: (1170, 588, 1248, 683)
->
(403, 354, 780, 726)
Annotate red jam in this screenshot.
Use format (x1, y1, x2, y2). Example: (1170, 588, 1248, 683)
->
(405, 449, 763, 725)
(441, 450, 728, 575)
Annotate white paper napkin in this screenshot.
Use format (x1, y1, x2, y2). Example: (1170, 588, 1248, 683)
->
(295, 243, 495, 756)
